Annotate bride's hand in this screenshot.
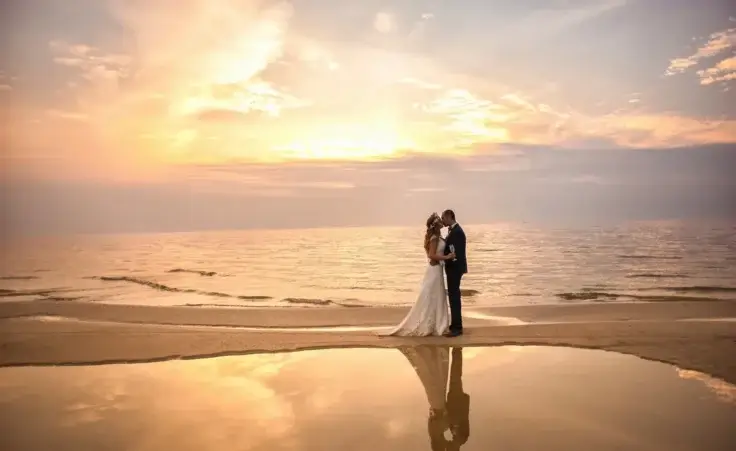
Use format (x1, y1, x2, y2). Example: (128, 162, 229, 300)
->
(446, 252, 456, 260)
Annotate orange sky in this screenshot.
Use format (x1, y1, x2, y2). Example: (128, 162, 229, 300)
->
(2, 1, 736, 234)
(2, 0, 735, 183)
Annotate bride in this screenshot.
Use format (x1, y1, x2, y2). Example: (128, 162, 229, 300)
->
(381, 212, 456, 337)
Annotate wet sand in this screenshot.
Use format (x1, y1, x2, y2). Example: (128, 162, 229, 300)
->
(1, 300, 735, 384)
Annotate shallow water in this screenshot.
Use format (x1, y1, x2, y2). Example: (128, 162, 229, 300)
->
(0, 346, 734, 451)
(1, 221, 735, 308)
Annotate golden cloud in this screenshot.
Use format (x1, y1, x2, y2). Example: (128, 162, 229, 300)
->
(665, 26, 736, 87)
(5, 0, 735, 176)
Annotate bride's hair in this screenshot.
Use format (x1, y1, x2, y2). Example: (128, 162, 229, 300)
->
(424, 212, 441, 252)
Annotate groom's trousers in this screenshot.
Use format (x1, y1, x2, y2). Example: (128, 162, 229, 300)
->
(446, 270, 463, 332)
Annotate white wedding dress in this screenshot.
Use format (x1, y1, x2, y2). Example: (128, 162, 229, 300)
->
(381, 237, 450, 337)
(398, 346, 450, 410)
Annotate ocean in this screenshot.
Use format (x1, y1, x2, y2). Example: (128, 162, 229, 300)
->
(2, 221, 735, 308)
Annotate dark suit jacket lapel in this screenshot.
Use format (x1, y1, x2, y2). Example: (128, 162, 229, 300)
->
(448, 224, 458, 242)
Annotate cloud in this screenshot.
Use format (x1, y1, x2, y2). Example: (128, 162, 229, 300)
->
(29, 0, 300, 169)
(664, 26, 736, 86)
(501, 0, 628, 40)
(696, 56, 736, 86)
(181, 166, 356, 197)
(575, 113, 736, 148)
(6, 144, 735, 234)
(4, 0, 735, 181)
(0, 71, 15, 92)
(398, 77, 441, 90)
(193, 108, 256, 122)
(45, 109, 89, 122)
(181, 80, 310, 122)
(408, 11, 435, 41)
(373, 12, 396, 34)
(418, 89, 512, 145)
(49, 40, 132, 99)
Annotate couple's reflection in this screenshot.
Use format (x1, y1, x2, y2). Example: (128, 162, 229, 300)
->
(398, 346, 470, 450)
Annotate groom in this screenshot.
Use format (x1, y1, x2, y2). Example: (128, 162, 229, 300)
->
(442, 210, 467, 337)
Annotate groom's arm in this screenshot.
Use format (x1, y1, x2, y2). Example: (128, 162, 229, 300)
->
(457, 228, 467, 259)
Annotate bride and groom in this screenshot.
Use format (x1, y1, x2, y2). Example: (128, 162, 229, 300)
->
(383, 209, 468, 337)
(399, 346, 470, 450)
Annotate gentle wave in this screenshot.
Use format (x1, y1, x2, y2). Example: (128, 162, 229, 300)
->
(638, 285, 736, 294)
(167, 268, 221, 277)
(555, 290, 728, 303)
(182, 300, 370, 308)
(0, 288, 81, 302)
(625, 273, 690, 279)
(3, 222, 735, 308)
(98, 276, 273, 300)
(617, 255, 683, 260)
(10, 315, 391, 332)
(1, 285, 732, 308)
(304, 284, 413, 293)
(0, 286, 405, 308)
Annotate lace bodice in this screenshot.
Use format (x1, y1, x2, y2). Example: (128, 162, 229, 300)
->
(429, 237, 446, 265)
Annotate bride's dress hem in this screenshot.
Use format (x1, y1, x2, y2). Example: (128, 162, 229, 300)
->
(379, 239, 451, 337)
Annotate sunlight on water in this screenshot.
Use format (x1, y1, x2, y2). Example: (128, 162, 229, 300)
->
(1, 221, 734, 307)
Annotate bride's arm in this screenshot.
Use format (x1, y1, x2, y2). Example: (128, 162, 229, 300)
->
(427, 237, 454, 263)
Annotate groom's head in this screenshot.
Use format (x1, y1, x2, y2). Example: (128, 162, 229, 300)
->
(441, 210, 456, 227)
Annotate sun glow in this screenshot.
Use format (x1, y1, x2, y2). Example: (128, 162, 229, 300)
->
(275, 124, 415, 160)
(14, 0, 735, 176)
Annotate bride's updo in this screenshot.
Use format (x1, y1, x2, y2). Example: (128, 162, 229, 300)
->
(424, 212, 442, 252)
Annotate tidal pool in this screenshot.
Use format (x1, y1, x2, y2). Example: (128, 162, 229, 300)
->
(0, 346, 734, 451)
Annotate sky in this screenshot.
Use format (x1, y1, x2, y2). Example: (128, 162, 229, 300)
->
(1, 0, 735, 234)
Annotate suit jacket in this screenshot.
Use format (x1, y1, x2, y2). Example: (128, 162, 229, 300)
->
(444, 224, 468, 274)
(447, 348, 470, 449)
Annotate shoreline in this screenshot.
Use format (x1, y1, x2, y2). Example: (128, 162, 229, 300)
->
(1, 300, 735, 385)
(2, 299, 736, 327)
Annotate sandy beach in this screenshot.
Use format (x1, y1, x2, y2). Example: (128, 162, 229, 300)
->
(1, 300, 735, 385)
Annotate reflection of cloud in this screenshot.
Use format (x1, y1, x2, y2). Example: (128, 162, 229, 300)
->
(677, 369, 736, 405)
(462, 345, 531, 364)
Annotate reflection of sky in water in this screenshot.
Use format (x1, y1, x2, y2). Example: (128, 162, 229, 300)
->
(676, 369, 736, 405)
(0, 347, 735, 451)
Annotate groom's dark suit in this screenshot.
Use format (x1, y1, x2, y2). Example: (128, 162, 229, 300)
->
(427, 347, 470, 450)
(444, 223, 467, 334)
(447, 347, 470, 449)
